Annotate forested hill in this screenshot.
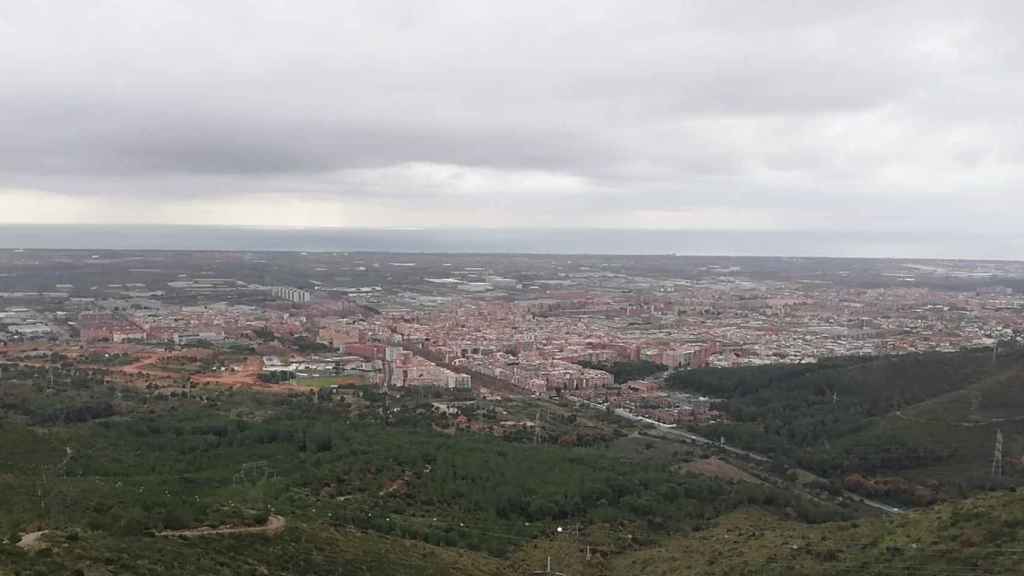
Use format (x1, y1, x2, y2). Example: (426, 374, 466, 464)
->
(0, 362, 846, 575)
(4, 354, 1024, 574)
(668, 349, 1012, 419)
(667, 348, 1024, 503)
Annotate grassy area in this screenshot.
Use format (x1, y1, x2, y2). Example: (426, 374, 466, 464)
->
(1, 523, 505, 576)
(611, 491, 1024, 576)
(292, 375, 367, 388)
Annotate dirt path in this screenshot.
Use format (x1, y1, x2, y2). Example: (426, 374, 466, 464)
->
(156, 514, 286, 538)
(895, 409, 1024, 427)
(119, 352, 181, 377)
(678, 456, 765, 484)
(192, 355, 263, 386)
(17, 530, 50, 551)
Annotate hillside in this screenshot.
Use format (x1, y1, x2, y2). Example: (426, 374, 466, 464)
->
(824, 359, 1024, 492)
(6, 354, 1024, 574)
(668, 349, 1024, 504)
(0, 362, 847, 575)
(2, 526, 505, 576)
(612, 491, 1024, 576)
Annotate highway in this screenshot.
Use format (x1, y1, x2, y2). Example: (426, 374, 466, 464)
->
(570, 396, 902, 515)
(572, 396, 771, 461)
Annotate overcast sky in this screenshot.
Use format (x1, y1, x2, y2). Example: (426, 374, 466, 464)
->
(2, 1, 1023, 236)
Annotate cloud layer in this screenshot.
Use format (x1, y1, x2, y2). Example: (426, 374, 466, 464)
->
(2, 1, 1024, 233)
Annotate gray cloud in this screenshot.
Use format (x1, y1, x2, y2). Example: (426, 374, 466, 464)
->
(2, 1, 1024, 234)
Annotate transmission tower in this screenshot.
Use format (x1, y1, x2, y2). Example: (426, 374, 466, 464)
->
(992, 429, 1004, 478)
(382, 359, 391, 425)
(382, 346, 399, 426)
(530, 556, 567, 576)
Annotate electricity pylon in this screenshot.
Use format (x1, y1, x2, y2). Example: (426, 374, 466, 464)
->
(992, 429, 1004, 478)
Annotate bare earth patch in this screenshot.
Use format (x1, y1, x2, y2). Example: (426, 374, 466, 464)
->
(677, 457, 764, 484)
(156, 514, 286, 538)
(17, 530, 50, 551)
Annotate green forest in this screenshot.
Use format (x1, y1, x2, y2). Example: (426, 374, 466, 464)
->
(667, 349, 1024, 503)
(577, 359, 667, 384)
(5, 350, 1024, 575)
(0, 362, 846, 575)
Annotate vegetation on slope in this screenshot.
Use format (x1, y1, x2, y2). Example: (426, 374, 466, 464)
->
(613, 491, 1024, 576)
(578, 359, 667, 384)
(667, 349, 1024, 503)
(0, 362, 846, 574)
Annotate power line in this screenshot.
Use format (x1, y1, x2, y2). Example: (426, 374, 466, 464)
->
(534, 408, 542, 445)
(992, 429, 1003, 478)
(530, 556, 567, 575)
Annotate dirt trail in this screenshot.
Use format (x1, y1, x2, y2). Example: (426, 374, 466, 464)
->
(156, 514, 286, 538)
(17, 530, 50, 551)
(678, 457, 765, 485)
(192, 355, 263, 386)
(119, 352, 181, 377)
(895, 409, 1024, 427)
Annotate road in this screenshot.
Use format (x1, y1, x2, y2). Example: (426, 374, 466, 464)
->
(570, 396, 769, 461)
(570, 396, 901, 515)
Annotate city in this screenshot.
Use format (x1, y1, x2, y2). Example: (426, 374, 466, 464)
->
(2, 251, 1023, 429)
(6, 1, 1024, 573)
